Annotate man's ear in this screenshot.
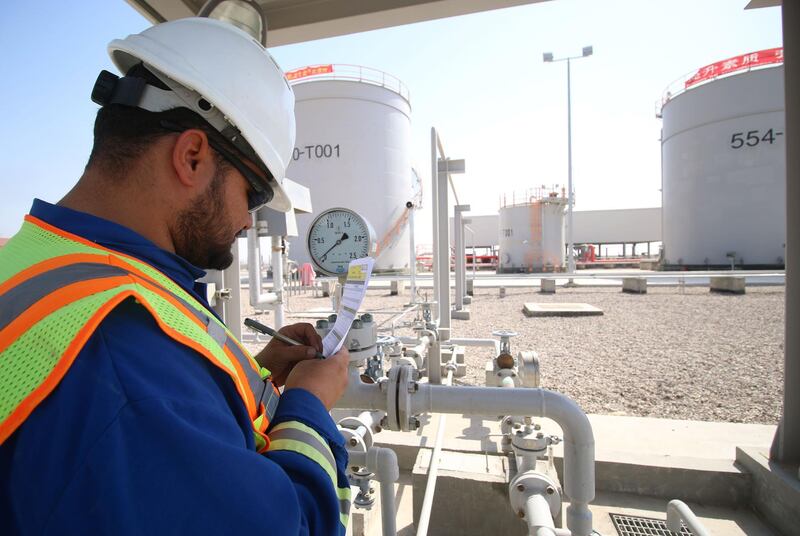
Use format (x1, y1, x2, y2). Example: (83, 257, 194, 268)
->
(171, 129, 215, 187)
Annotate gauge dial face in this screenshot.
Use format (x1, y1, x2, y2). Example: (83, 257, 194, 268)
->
(308, 208, 375, 276)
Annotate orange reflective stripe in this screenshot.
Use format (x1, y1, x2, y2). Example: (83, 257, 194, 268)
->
(0, 276, 132, 354)
(0, 290, 135, 445)
(0, 253, 111, 296)
(222, 345, 257, 417)
(128, 274, 207, 330)
(26, 216, 187, 300)
(230, 336, 261, 375)
(26, 215, 168, 276)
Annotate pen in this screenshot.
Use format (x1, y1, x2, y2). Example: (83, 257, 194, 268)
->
(244, 318, 326, 359)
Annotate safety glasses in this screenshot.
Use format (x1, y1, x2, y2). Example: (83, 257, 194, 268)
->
(160, 120, 274, 213)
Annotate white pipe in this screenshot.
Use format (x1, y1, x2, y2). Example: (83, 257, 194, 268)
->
(410, 386, 594, 536)
(373, 447, 399, 536)
(415, 368, 454, 536)
(430, 128, 439, 324)
(449, 337, 500, 354)
(667, 500, 710, 536)
(525, 494, 557, 536)
(454, 207, 464, 311)
(335, 364, 386, 411)
(435, 156, 451, 348)
(271, 236, 285, 329)
(334, 377, 595, 535)
(357, 410, 384, 432)
(409, 205, 417, 300)
(246, 222, 279, 308)
(348, 447, 400, 536)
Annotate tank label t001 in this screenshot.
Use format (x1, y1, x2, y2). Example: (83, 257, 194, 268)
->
(292, 144, 340, 160)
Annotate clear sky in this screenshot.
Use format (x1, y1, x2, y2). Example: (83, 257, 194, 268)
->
(0, 0, 782, 243)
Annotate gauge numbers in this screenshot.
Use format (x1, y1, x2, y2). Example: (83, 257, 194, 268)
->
(308, 208, 375, 276)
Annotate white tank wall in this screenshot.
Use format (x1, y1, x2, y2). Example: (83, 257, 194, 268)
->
(541, 200, 567, 267)
(498, 200, 565, 272)
(661, 66, 786, 266)
(286, 80, 414, 272)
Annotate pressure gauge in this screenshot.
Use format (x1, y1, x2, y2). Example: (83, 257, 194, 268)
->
(307, 208, 377, 276)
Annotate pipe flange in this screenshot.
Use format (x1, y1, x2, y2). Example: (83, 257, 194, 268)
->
(396, 365, 415, 432)
(386, 366, 402, 431)
(508, 471, 562, 519)
(340, 427, 369, 461)
(338, 417, 374, 450)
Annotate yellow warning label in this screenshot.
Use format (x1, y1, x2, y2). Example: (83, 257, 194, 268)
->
(347, 264, 366, 281)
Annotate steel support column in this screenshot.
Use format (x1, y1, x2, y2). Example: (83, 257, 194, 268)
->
(772, 1, 800, 464)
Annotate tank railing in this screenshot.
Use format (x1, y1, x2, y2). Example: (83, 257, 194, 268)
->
(656, 61, 783, 116)
(500, 186, 566, 209)
(288, 63, 410, 103)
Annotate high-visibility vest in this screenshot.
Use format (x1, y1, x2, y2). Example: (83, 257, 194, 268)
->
(0, 215, 279, 452)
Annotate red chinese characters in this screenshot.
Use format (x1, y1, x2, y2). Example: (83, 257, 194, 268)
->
(684, 47, 783, 89)
(285, 65, 334, 81)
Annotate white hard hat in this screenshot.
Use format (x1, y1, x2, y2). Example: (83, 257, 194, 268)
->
(106, 17, 294, 212)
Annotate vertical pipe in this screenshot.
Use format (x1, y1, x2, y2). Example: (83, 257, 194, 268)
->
(454, 208, 464, 310)
(271, 236, 285, 329)
(430, 128, 439, 323)
(772, 2, 800, 463)
(415, 368, 453, 536)
(409, 205, 417, 301)
(224, 239, 243, 340)
(436, 163, 451, 343)
(566, 58, 575, 274)
(524, 494, 558, 536)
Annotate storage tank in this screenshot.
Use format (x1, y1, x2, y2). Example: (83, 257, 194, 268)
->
(285, 65, 417, 272)
(497, 190, 567, 273)
(660, 49, 785, 268)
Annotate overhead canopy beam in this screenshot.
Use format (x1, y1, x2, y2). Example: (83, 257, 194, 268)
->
(125, 0, 550, 46)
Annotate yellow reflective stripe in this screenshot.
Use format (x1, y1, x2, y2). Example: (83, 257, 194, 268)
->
(337, 486, 351, 501)
(338, 485, 352, 527)
(254, 432, 267, 452)
(269, 421, 337, 487)
(269, 439, 337, 486)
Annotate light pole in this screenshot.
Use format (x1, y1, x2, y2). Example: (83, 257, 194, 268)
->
(544, 46, 593, 274)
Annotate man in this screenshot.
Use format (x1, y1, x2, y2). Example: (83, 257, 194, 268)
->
(0, 17, 351, 535)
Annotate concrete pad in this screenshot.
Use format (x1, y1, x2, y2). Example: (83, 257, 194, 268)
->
(584, 490, 778, 536)
(451, 309, 471, 320)
(462, 295, 472, 304)
(351, 410, 775, 505)
(710, 276, 746, 294)
(347, 474, 415, 536)
(440, 346, 467, 377)
(522, 303, 604, 317)
(412, 449, 524, 536)
(736, 447, 800, 536)
(390, 279, 406, 296)
(540, 278, 556, 294)
(622, 277, 647, 294)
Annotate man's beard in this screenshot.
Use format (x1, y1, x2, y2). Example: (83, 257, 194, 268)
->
(173, 168, 237, 270)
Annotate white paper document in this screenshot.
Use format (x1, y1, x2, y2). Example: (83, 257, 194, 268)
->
(322, 257, 375, 357)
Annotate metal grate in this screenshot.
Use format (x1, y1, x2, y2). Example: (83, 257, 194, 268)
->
(610, 513, 693, 536)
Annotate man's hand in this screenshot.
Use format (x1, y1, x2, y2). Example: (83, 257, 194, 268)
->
(255, 322, 322, 387)
(284, 348, 350, 410)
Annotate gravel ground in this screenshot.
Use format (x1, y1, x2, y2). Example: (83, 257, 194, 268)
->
(255, 285, 784, 425)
